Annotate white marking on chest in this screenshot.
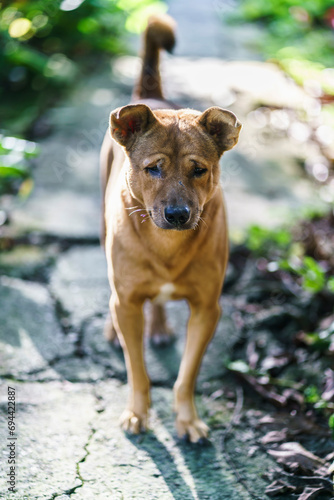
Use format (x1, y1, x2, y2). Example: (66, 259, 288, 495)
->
(154, 283, 175, 305)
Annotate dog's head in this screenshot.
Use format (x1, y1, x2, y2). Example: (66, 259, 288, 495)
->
(109, 104, 241, 230)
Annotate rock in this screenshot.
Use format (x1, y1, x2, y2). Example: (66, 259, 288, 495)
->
(0, 276, 74, 378)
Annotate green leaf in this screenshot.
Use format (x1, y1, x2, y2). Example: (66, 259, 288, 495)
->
(304, 385, 320, 404)
(246, 224, 291, 256)
(327, 276, 334, 294)
(301, 256, 326, 293)
(125, 2, 168, 33)
(0, 165, 28, 178)
(303, 325, 333, 352)
(227, 360, 251, 374)
(329, 414, 334, 433)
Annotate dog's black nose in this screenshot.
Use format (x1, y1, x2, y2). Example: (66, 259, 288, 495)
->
(164, 206, 190, 226)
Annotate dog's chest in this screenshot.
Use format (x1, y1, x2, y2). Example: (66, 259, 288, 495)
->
(153, 283, 176, 304)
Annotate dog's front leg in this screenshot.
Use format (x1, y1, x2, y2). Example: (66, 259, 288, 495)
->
(110, 296, 150, 434)
(174, 300, 221, 443)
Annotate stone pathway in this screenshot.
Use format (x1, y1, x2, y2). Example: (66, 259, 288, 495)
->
(0, 1, 328, 499)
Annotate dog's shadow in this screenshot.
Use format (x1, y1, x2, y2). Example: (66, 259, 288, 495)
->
(129, 421, 236, 500)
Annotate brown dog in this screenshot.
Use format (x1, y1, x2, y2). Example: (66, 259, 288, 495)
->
(100, 14, 241, 443)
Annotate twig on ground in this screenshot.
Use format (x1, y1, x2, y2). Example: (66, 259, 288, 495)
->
(221, 386, 265, 500)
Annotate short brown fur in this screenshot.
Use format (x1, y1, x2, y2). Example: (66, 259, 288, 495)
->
(100, 14, 242, 442)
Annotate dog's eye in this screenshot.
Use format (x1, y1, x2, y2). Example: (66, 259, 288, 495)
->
(145, 165, 161, 177)
(193, 166, 208, 178)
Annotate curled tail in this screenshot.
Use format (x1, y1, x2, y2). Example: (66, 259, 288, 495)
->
(132, 14, 176, 100)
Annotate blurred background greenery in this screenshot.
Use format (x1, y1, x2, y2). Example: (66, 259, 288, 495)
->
(235, 0, 334, 68)
(0, 0, 166, 202)
(0, 0, 333, 205)
(233, 0, 334, 142)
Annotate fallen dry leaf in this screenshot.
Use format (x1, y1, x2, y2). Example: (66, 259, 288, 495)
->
(267, 442, 326, 475)
(261, 429, 289, 445)
(261, 352, 294, 373)
(298, 486, 325, 500)
(257, 412, 331, 438)
(322, 369, 334, 402)
(238, 373, 287, 406)
(265, 479, 296, 496)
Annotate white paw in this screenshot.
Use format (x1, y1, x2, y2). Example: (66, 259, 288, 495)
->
(119, 409, 148, 434)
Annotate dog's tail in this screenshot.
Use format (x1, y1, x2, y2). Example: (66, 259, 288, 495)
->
(132, 14, 176, 101)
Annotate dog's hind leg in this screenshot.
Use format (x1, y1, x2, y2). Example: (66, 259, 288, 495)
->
(103, 311, 120, 347)
(146, 302, 174, 347)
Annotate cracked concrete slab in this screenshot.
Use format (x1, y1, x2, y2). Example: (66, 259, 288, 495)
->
(0, 379, 274, 500)
(51, 356, 107, 383)
(0, 276, 74, 379)
(49, 246, 109, 328)
(0, 381, 96, 499)
(73, 380, 272, 500)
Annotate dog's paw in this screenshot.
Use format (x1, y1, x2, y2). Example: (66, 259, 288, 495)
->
(120, 409, 148, 434)
(176, 417, 210, 444)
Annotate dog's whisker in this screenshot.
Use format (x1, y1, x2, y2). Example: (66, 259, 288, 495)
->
(125, 206, 140, 210)
(140, 213, 151, 224)
(199, 216, 208, 228)
(129, 208, 148, 216)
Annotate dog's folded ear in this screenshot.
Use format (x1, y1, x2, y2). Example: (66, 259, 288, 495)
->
(197, 107, 242, 155)
(109, 104, 157, 149)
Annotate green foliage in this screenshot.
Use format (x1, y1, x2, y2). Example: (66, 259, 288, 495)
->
(303, 385, 333, 413)
(245, 219, 333, 295)
(0, 0, 165, 199)
(303, 321, 334, 352)
(280, 256, 326, 293)
(0, 134, 39, 197)
(304, 385, 321, 404)
(329, 414, 334, 437)
(0, 0, 165, 133)
(245, 225, 292, 256)
(231, 0, 334, 94)
(118, 0, 167, 33)
(328, 276, 334, 293)
(227, 360, 251, 374)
